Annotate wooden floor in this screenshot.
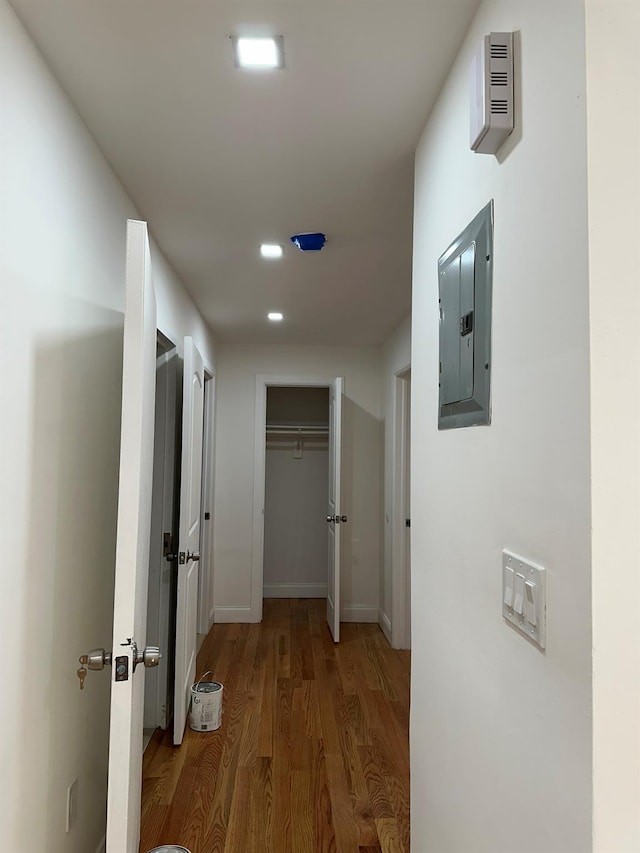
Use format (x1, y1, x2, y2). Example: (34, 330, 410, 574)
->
(139, 599, 411, 853)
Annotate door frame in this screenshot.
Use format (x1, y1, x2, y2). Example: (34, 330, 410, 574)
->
(197, 371, 216, 634)
(251, 374, 336, 624)
(391, 365, 411, 649)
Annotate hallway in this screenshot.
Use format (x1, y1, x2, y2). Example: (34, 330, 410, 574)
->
(139, 599, 411, 852)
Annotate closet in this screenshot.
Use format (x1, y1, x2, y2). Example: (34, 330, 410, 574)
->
(263, 386, 330, 599)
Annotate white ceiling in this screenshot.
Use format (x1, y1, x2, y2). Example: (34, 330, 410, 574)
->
(10, 0, 479, 345)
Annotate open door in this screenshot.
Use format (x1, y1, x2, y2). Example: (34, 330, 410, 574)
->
(106, 220, 157, 853)
(326, 377, 343, 642)
(173, 336, 205, 745)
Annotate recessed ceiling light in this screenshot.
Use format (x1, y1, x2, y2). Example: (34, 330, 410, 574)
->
(268, 312, 284, 322)
(260, 243, 283, 258)
(232, 36, 284, 69)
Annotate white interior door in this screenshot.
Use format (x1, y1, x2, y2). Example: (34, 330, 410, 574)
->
(173, 336, 205, 745)
(106, 220, 157, 853)
(327, 377, 343, 642)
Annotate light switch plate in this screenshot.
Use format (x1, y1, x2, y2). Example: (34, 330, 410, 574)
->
(502, 549, 546, 649)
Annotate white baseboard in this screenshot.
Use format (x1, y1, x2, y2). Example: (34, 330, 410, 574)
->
(379, 609, 392, 642)
(213, 606, 254, 623)
(95, 834, 106, 853)
(214, 604, 378, 623)
(263, 582, 327, 598)
(342, 605, 379, 623)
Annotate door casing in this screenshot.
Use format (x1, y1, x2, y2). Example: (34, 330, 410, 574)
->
(250, 374, 339, 625)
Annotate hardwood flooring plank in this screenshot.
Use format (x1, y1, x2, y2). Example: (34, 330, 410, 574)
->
(248, 756, 273, 851)
(312, 743, 337, 853)
(291, 769, 314, 853)
(223, 766, 250, 853)
(325, 753, 360, 853)
(375, 816, 404, 853)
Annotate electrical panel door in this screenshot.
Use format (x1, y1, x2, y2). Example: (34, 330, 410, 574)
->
(438, 202, 493, 429)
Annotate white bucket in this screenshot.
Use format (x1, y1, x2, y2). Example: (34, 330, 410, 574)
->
(146, 847, 192, 853)
(189, 671, 223, 732)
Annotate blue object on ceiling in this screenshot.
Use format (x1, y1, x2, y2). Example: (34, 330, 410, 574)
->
(290, 232, 326, 252)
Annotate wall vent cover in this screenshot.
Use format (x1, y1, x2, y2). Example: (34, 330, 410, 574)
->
(470, 32, 514, 154)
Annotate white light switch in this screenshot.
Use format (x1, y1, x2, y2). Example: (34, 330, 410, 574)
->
(503, 567, 514, 607)
(502, 550, 546, 650)
(525, 581, 536, 625)
(513, 573, 525, 615)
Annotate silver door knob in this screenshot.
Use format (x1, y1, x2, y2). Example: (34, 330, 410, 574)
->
(340, 515, 348, 523)
(187, 550, 200, 562)
(137, 646, 161, 669)
(130, 640, 162, 671)
(326, 515, 334, 523)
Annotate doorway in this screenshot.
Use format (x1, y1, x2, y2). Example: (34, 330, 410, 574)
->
(251, 374, 343, 637)
(143, 331, 180, 746)
(142, 335, 216, 749)
(392, 367, 412, 650)
(263, 386, 330, 600)
(197, 373, 217, 641)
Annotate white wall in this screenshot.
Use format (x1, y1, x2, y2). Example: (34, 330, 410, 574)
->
(213, 343, 382, 622)
(264, 444, 329, 595)
(380, 317, 411, 643)
(0, 3, 215, 851)
(410, 3, 592, 851)
(586, 3, 640, 849)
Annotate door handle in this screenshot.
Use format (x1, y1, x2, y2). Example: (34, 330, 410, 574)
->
(78, 642, 161, 688)
(134, 644, 162, 669)
(340, 515, 348, 523)
(187, 550, 200, 562)
(326, 515, 335, 523)
(80, 644, 161, 673)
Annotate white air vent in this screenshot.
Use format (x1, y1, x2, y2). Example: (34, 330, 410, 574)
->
(470, 32, 514, 155)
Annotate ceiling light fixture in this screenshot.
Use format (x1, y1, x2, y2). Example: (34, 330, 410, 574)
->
(268, 312, 284, 322)
(232, 36, 284, 69)
(260, 243, 283, 258)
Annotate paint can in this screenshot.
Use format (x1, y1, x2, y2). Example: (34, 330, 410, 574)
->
(146, 847, 192, 853)
(189, 671, 223, 732)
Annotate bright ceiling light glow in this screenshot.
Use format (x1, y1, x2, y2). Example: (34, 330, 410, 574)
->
(234, 37, 283, 69)
(260, 243, 283, 258)
(268, 312, 284, 322)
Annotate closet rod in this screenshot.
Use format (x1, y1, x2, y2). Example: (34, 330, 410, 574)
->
(266, 424, 329, 435)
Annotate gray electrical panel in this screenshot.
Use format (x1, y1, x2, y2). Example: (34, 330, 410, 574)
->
(438, 201, 493, 429)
